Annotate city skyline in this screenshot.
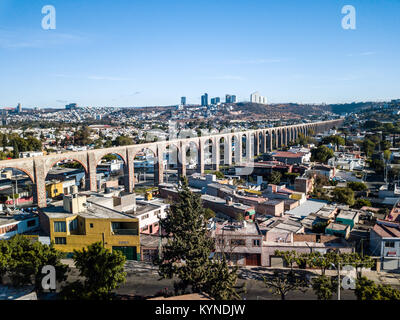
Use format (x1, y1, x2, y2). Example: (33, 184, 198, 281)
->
(0, 0, 400, 107)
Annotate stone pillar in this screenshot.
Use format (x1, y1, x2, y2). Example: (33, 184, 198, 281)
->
(198, 139, 205, 175)
(155, 145, 164, 185)
(87, 152, 98, 192)
(177, 143, 186, 178)
(268, 131, 273, 151)
(234, 135, 242, 164)
(212, 137, 220, 171)
(224, 136, 232, 166)
(33, 158, 47, 208)
(126, 148, 135, 193)
(255, 132, 260, 156)
(246, 133, 252, 161)
(262, 131, 267, 153)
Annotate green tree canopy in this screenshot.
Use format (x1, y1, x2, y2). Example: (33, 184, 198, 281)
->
(311, 145, 334, 163)
(156, 177, 241, 300)
(332, 187, 355, 206)
(113, 135, 133, 146)
(4, 235, 68, 290)
(311, 275, 337, 300)
(355, 277, 400, 300)
(60, 242, 126, 300)
(347, 181, 367, 191)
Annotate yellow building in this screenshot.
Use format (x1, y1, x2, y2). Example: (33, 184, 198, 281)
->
(39, 193, 140, 260)
(45, 180, 64, 198)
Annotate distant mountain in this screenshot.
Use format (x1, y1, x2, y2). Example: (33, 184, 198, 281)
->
(325, 102, 386, 114)
(232, 102, 330, 119)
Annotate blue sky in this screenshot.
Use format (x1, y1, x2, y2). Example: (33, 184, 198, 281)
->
(0, 0, 399, 108)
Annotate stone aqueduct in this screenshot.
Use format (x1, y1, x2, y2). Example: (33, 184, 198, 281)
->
(0, 119, 343, 208)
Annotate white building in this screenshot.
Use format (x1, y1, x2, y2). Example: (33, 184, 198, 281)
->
(250, 91, 267, 104)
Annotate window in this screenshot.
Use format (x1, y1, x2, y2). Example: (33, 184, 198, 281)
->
(154, 210, 161, 216)
(90, 223, 94, 228)
(27, 219, 36, 228)
(69, 219, 78, 232)
(55, 237, 66, 245)
(385, 241, 395, 248)
(253, 239, 261, 246)
(141, 214, 149, 220)
(54, 221, 66, 232)
(231, 239, 245, 246)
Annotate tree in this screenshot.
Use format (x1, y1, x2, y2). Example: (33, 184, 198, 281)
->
(321, 135, 345, 149)
(362, 139, 376, 157)
(312, 221, 328, 234)
(25, 136, 42, 151)
(0, 240, 10, 284)
(332, 187, 355, 206)
(284, 172, 300, 184)
(268, 171, 282, 185)
(383, 149, 392, 161)
(102, 154, 118, 162)
(355, 277, 400, 300)
(311, 145, 334, 163)
(275, 250, 297, 270)
(263, 270, 308, 300)
(204, 208, 216, 220)
(155, 177, 241, 299)
(60, 242, 126, 300)
(12, 140, 19, 159)
(215, 171, 225, 179)
(347, 181, 367, 192)
(370, 159, 384, 174)
(202, 256, 242, 300)
(6, 235, 68, 290)
(311, 275, 337, 300)
(114, 135, 133, 146)
(73, 126, 92, 146)
(353, 199, 372, 209)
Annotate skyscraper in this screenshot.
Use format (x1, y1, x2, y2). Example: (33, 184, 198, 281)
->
(201, 93, 208, 106)
(181, 97, 186, 105)
(250, 92, 267, 104)
(210, 97, 220, 105)
(225, 94, 236, 103)
(16, 103, 22, 113)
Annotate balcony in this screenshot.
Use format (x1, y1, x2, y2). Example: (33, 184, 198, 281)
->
(112, 229, 138, 236)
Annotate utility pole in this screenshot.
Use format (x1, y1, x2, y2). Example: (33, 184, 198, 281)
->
(337, 261, 341, 301)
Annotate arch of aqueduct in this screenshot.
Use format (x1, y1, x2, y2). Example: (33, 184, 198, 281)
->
(0, 119, 343, 208)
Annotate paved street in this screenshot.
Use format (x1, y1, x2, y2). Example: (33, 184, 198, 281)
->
(60, 259, 400, 300)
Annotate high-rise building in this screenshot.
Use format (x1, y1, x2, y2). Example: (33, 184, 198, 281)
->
(181, 97, 186, 105)
(225, 94, 237, 103)
(201, 93, 208, 106)
(250, 92, 267, 104)
(211, 97, 220, 105)
(16, 103, 22, 113)
(65, 103, 78, 110)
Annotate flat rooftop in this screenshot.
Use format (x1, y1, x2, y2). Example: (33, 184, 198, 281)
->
(41, 198, 135, 220)
(286, 199, 328, 217)
(212, 221, 261, 236)
(326, 222, 349, 231)
(337, 210, 359, 220)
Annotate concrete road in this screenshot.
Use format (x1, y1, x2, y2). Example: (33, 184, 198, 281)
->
(60, 259, 399, 300)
